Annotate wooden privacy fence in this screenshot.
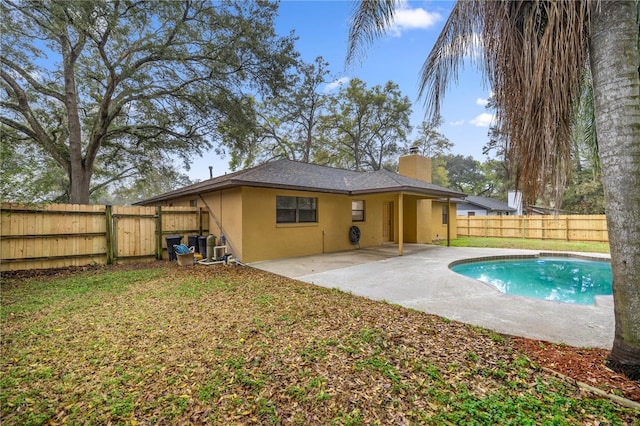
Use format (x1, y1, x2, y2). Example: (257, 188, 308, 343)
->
(1, 203, 209, 272)
(456, 214, 608, 243)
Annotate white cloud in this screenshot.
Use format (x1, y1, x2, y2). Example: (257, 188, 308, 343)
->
(324, 77, 350, 92)
(389, 3, 442, 36)
(476, 91, 494, 106)
(469, 113, 495, 127)
(449, 120, 465, 126)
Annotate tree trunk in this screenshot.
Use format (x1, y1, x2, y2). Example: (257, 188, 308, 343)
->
(68, 168, 92, 204)
(589, 0, 640, 379)
(64, 60, 91, 205)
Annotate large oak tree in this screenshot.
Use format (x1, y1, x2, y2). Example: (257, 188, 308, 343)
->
(1, 0, 296, 203)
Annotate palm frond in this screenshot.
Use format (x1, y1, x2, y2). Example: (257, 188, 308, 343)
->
(418, 1, 486, 120)
(420, 0, 591, 207)
(346, 0, 398, 66)
(348, 0, 592, 207)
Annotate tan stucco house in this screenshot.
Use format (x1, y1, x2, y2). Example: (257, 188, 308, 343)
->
(136, 153, 464, 263)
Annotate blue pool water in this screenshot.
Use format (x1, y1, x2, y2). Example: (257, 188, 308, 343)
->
(451, 257, 612, 305)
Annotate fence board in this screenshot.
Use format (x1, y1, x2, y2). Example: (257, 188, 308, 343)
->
(1, 203, 208, 272)
(456, 214, 608, 243)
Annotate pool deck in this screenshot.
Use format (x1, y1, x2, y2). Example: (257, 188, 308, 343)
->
(249, 245, 614, 349)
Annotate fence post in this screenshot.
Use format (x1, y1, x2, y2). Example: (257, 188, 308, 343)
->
(566, 216, 570, 241)
(155, 206, 163, 260)
(105, 205, 114, 265)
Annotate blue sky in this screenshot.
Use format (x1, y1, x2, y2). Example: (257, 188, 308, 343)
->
(190, 0, 494, 181)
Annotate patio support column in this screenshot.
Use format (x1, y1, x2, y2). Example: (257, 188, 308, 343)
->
(447, 197, 451, 247)
(398, 192, 404, 256)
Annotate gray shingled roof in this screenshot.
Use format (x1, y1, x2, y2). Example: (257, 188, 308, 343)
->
(136, 159, 464, 204)
(457, 195, 516, 212)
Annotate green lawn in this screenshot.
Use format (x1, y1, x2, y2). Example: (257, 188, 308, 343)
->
(440, 236, 610, 254)
(1, 263, 636, 425)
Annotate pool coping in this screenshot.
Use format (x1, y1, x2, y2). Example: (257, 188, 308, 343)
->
(448, 251, 612, 268)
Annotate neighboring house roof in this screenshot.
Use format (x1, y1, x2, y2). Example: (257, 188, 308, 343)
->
(136, 159, 465, 204)
(454, 195, 516, 213)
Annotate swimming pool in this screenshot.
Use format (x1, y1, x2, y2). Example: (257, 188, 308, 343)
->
(450, 256, 612, 305)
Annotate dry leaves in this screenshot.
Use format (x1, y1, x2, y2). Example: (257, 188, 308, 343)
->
(2, 262, 638, 425)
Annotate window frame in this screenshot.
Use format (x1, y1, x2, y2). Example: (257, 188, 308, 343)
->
(276, 196, 318, 224)
(442, 205, 449, 225)
(351, 200, 365, 222)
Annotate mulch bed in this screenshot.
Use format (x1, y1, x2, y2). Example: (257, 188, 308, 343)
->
(513, 337, 640, 402)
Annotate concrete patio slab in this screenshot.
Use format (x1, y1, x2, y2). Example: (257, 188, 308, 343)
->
(249, 245, 614, 349)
